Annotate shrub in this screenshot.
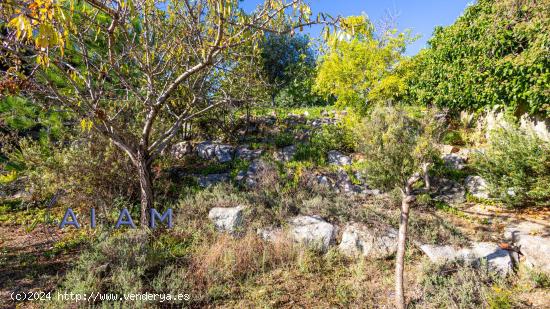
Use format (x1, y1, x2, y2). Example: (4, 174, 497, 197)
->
(417, 260, 512, 308)
(9, 136, 138, 209)
(295, 113, 359, 164)
(472, 124, 550, 207)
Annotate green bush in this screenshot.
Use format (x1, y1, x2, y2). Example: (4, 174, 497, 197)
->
(405, 0, 550, 116)
(417, 260, 513, 308)
(295, 113, 359, 164)
(9, 135, 138, 209)
(472, 125, 550, 207)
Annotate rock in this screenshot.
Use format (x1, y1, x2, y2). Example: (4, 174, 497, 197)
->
(236, 159, 270, 187)
(208, 206, 245, 233)
(196, 141, 234, 163)
(285, 114, 306, 126)
(464, 175, 490, 199)
(327, 150, 352, 166)
(420, 245, 460, 263)
(257, 227, 285, 242)
(504, 222, 550, 274)
(442, 153, 467, 170)
(288, 215, 335, 252)
(470, 242, 514, 276)
(276, 145, 296, 162)
(421, 242, 514, 276)
(170, 142, 193, 159)
(335, 169, 354, 193)
(235, 146, 263, 160)
(197, 173, 230, 188)
(433, 178, 466, 204)
(338, 223, 398, 259)
(316, 175, 331, 187)
(310, 117, 337, 128)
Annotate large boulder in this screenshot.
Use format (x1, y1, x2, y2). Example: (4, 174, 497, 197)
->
(208, 206, 245, 233)
(420, 242, 514, 277)
(504, 222, 550, 274)
(338, 223, 398, 259)
(469, 242, 514, 276)
(327, 150, 352, 166)
(419, 245, 462, 263)
(288, 215, 335, 252)
(196, 141, 234, 163)
(464, 175, 490, 199)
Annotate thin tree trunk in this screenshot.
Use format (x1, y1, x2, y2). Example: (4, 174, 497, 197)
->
(422, 162, 431, 191)
(395, 193, 413, 309)
(136, 156, 153, 227)
(395, 172, 421, 309)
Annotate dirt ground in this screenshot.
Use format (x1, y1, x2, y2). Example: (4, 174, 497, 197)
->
(0, 224, 74, 309)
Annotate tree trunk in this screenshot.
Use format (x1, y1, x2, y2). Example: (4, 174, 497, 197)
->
(422, 163, 431, 191)
(395, 193, 415, 309)
(136, 156, 153, 227)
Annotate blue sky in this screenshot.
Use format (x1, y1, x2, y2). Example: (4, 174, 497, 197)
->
(241, 0, 474, 55)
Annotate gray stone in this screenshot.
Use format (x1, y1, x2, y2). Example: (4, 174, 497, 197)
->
(198, 173, 230, 188)
(236, 159, 270, 187)
(464, 175, 490, 199)
(276, 145, 297, 162)
(504, 222, 550, 274)
(339, 223, 398, 259)
(421, 242, 514, 276)
(470, 242, 514, 276)
(235, 146, 263, 160)
(170, 142, 193, 159)
(289, 215, 335, 252)
(208, 206, 245, 233)
(433, 178, 466, 204)
(327, 150, 352, 166)
(257, 227, 284, 242)
(442, 153, 467, 170)
(310, 117, 337, 128)
(196, 141, 234, 163)
(420, 245, 459, 263)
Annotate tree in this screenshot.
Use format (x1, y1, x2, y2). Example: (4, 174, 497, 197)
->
(1, 0, 334, 225)
(259, 33, 325, 106)
(314, 15, 412, 113)
(404, 0, 550, 117)
(357, 105, 441, 309)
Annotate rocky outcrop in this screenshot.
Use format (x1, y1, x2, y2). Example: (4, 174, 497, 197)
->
(464, 175, 490, 199)
(327, 150, 352, 166)
(208, 206, 245, 233)
(196, 141, 234, 163)
(288, 215, 335, 252)
(504, 222, 550, 274)
(338, 223, 398, 259)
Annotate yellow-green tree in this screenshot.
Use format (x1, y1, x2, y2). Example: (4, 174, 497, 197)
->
(314, 15, 411, 112)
